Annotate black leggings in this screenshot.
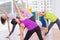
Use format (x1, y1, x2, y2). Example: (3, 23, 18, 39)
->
(9, 24, 16, 36)
(24, 26, 43, 40)
(9, 19, 17, 36)
(29, 16, 36, 22)
(9, 16, 36, 36)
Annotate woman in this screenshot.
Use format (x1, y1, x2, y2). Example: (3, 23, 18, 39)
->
(6, 0, 43, 40)
(0, 9, 17, 33)
(39, 11, 60, 36)
(7, 11, 43, 40)
(6, 0, 36, 37)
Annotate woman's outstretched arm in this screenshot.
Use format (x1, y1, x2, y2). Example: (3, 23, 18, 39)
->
(19, 23, 25, 40)
(21, 0, 25, 7)
(0, 8, 8, 17)
(13, 0, 21, 14)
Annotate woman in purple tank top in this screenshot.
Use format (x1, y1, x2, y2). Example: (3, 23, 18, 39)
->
(18, 1, 43, 40)
(19, 17, 43, 40)
(16, 1, 43, 40)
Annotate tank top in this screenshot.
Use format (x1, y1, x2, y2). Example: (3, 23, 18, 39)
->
(19, 19, 38, 30)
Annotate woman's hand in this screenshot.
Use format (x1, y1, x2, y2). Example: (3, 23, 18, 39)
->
(6, 35, 10, 38)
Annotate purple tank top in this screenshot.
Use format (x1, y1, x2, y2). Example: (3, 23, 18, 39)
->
(19, 19, 38, 30)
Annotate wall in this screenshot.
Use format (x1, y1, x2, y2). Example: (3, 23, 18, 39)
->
(54, 0, 60, 19)
(51, 0, 60, 29)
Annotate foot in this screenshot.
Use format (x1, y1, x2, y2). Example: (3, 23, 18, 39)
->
(44, 32, 48, 36)
(6, 36, 10, 38)
(18, 34, 20, 36)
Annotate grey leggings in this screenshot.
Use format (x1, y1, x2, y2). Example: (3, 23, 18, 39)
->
(48, 18, 60, 33)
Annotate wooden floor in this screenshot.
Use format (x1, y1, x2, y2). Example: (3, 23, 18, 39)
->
(51, 28, 60, 40)
(29, 28, 60, 40)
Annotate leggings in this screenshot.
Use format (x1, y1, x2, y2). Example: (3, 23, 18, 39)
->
(46, 18, 60, 35)
(29, 16, 36, 22)
(9, 19, 17, 36)
(9, 24, 16, 36)
(24, 26, 43, 40)
(9, 16, 36, 36)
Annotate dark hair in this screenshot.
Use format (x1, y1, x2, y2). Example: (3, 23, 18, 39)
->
(42, 11, 44, 13)
(11, 19, 17, 25)
(16, 16, 20, 19)
(1, 17, 6, 24)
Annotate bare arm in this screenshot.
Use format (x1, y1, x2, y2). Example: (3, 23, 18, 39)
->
(21, 0, 33, 18)
(13, 0, 25, 19)
(0, 9, 10, 32)
(7, 18, 10, 32)
(39, 12, 45, 16)
(19, 23, 25, 40)
(21, 0, 25, 7)
(15, 19, 24, 40)
(0, 9, 10, 38)
(13, 0, 21, 14)
(13, 0, 24, 19)
(0, 9, 8, 17)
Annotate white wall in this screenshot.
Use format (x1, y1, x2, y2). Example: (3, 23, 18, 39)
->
(52, 0, 60, 29)
(54, 0, 60, 19)
(0, 0, 11, 4)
